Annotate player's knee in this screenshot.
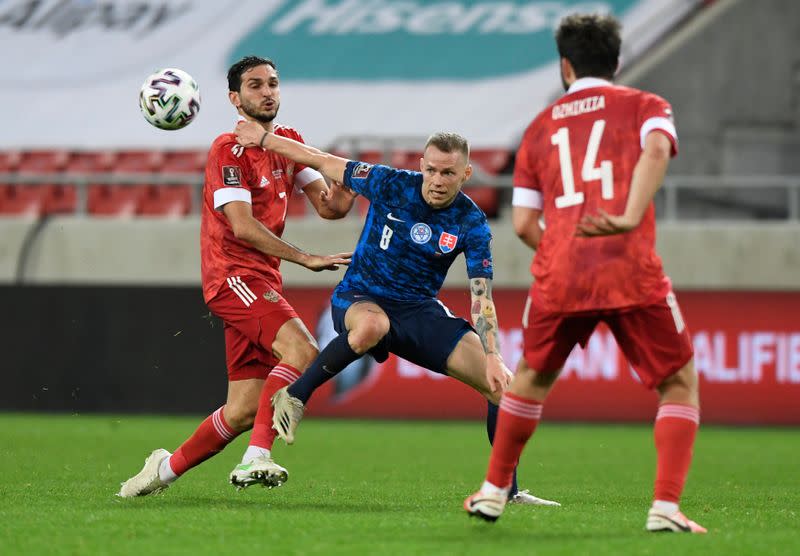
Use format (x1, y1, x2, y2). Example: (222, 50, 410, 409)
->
(290, 340, 319, 370)
(223, 402, 256, 432)
(348, 317, 389, 353)
(485, 390, 502, 405)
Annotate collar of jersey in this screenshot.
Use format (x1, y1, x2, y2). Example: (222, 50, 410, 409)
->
(566, 77, 612, 95)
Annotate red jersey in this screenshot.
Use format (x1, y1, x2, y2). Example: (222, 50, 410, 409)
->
(200, 124, 318, 302)
(513, 78, 678, 312)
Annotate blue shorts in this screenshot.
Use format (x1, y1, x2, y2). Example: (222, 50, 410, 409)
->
(330, 290, 474, 374)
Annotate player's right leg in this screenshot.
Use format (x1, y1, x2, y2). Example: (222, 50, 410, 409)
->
(118, 304, 270, 498)
(273, 293, 390, 444)
(465, 299, 595, 521)
(444, 333, 562, 510)
(465, 358, 562, 520)
(118, 379, 258, 497)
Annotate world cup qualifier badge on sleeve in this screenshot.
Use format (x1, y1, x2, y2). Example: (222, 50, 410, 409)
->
(352, 163, 373, 179)
(223, 166, 243, 186)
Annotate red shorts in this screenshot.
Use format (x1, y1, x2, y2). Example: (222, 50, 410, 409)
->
(206, 275, 298, 381)
(522, 290, 694, 389)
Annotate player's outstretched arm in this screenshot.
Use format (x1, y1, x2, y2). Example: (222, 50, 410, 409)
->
(470, 277, 513, 392)
(223, 200, 352, 271)
(577, 132, 672, 237)
(235, 120, 348, 183)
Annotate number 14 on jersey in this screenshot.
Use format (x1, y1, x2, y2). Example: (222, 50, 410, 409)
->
(551, 119, 614, 209)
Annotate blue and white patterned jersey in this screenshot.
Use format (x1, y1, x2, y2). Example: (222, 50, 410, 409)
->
(335, 161, 493, 302)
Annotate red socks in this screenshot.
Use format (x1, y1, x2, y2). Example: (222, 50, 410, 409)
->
(249, 364, 302, 450)
(168, 406, 237, 476)
(653, 403, 699, 503)
(485, 393, 543, 489)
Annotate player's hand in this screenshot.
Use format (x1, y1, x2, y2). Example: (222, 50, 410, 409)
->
(486, 354, 513, 393)
(576, 208, 640, 237)
(320, 180, 357, 206)
(302, 252, 353, 272)
(234, 120, 266, 148)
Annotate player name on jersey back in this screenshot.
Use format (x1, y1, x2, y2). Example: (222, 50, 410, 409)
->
(552, 95, 606, 120)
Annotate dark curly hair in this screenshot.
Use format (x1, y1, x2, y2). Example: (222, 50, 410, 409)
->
(227, 56, 277, 92)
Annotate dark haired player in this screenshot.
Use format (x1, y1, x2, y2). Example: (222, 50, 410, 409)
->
(464, 14, 705, 533)
(119, 56, 355, 497)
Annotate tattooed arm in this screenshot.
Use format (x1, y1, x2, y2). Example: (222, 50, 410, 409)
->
(470, 277, 512, 392)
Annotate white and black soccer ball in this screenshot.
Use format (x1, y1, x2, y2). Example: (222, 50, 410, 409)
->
(138, 68, 201, 130)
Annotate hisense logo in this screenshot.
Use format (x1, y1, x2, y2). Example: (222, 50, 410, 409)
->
(270, 0, 609, 35)
(230, 0, 634, 81)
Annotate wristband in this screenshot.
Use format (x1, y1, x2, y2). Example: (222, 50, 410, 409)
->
(259, 131, 269, 148)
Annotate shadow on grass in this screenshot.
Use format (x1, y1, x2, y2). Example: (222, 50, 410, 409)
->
(112, 495, 409, 514)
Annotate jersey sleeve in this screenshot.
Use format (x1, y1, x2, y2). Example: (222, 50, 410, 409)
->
(462, 217, 494, 279)
(511, 122, 544, 209)
(342, 160, 400, 202)
(207, 140, 253, 210)
(638, 93, 678, 157)
(276, 127, 324, 192)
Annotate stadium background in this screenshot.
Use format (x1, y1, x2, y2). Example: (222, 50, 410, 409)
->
(1, 0, 798, 426)
(3, 2, 800, 554)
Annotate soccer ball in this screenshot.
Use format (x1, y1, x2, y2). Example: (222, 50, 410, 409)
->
(138, 68, 201, 130)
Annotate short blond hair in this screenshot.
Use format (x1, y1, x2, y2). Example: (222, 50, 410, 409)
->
(425, 132, 470, 161)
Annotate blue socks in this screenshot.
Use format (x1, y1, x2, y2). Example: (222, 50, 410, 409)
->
(288, 332, 361, 403)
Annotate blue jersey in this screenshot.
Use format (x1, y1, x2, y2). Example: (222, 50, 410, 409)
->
(336, 161, 493, 302)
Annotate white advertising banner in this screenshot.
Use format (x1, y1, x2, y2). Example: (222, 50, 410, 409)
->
(0, 0, 697, 149)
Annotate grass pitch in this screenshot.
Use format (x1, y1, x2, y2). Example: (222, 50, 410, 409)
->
(0, 414, 797, 555)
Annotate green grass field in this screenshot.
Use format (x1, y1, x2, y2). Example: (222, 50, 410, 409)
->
(0, 414, 797, 555)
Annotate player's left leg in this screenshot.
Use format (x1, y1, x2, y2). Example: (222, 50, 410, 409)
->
(208, 277, 315, 487)
(646, 359, 706, 533)
(237, 317, 317, 478)
(607, 295, 706, 533)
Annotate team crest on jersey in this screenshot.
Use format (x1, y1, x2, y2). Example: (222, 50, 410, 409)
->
(222, 165, 242, 186)
(410, 223, 432, 244)
(352, 162, 373, 179)
(263, 289, 280, 303)
(438, 232, 458, 253)
(272, 169, 284, 179)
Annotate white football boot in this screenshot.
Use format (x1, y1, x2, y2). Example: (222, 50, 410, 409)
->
(117, 449, 171, 497)
(464, 490, 507, 522)
(271, 387, 305, 445)
(646, 508, 707, 533)
(508, 489, 561, 506)
(229, 456, 289, 490)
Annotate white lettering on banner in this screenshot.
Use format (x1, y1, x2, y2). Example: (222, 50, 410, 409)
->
(271, 0, 610, 35)
(391, 328, 800, 385)
(0, 0, 188, 38)
(778, 334, 800, 384)
(693, 331, 800, 384)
